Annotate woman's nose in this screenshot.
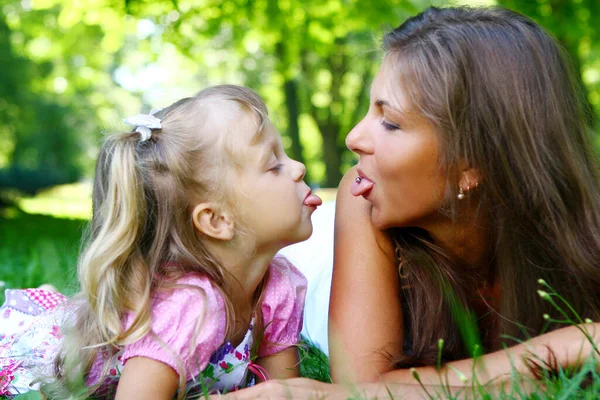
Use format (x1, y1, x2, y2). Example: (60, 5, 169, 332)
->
(345, 117, 372, 154)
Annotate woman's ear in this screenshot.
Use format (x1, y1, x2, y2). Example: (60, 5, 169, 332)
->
(458, 167, 483, 193)
(191, 203, 235, 241)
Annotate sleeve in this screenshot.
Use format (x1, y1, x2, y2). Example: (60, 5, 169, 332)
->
(257, 254, 308, 357)
(122, 276, 227, 381)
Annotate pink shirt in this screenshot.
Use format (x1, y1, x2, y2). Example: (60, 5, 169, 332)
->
(87, 254, 306, 388)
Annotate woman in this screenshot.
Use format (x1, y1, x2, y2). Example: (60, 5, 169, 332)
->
(227, 6, 600, 398)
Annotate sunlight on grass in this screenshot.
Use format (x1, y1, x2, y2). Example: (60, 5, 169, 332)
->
(17, 182, 92, 220)
(454, 0, 496, 5)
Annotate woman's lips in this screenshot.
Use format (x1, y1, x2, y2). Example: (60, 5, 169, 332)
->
(351, 175, 374, 197)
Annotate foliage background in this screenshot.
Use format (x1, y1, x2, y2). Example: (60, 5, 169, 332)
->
(1, 0, 598, 195)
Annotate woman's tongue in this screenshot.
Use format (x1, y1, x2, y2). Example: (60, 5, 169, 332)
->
(351, 177, 374, 196)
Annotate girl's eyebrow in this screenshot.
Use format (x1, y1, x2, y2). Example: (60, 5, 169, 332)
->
(259, 137, 278, 165)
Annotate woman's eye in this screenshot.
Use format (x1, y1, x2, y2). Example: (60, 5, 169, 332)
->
(382, 120, 400, 131)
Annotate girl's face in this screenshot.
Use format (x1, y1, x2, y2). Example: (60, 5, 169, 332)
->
(345, 57, 448, 230)
(233, 114, 321, 252)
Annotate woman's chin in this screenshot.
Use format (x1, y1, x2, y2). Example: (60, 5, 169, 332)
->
(370, 207, 391, 230)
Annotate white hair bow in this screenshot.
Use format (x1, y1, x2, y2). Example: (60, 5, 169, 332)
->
(123, 108, 163, 141)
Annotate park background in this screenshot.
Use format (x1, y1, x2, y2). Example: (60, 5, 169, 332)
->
(1, 0, 600, 395)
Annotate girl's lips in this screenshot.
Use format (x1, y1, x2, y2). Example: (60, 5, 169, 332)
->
(351, 175, 374, 197)
(303, 192, 323, 207)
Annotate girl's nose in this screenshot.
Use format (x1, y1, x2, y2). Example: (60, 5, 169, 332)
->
(291, 159, 307, 181)
(345, 117, 372, 154)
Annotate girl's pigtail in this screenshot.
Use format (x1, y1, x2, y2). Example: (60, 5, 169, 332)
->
(46, 133, 156, 398)
(79, 134, 152, 346)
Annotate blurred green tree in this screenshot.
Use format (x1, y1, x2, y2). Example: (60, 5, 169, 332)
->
(498, 0, 600, 131)
(0, 2, 100, 200)
(0, 0, 140, 202)
(0, 10, 81, 198)
(2, 0, 599, 194)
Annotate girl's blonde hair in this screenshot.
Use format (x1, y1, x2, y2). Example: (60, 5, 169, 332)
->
(43, 85, 269, 398)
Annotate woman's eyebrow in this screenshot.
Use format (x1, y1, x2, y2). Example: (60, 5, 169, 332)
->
(375, 99, 407, 116)
(375, 99, 390, 108)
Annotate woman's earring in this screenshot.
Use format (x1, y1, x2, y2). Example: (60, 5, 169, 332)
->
(457, 185, 465, 200)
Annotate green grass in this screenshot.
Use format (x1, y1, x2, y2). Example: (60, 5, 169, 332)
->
(299, 337, 331, 383)
(0, 209, 84, 304)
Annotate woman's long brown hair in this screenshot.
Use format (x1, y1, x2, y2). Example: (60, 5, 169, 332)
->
(383, 7, 600, 366)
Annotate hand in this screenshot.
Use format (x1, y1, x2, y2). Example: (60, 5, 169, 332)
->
(211, 378, 346, 400)
(212, 378, 429, 399)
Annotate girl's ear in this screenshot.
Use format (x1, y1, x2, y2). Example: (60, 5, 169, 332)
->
(459, 167, 483, 193)
(191, 203, 235, 241)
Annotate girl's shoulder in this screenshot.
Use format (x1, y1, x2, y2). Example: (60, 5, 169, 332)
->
(265, 254, 308, 290)
(104, 274, 229, 386)
(257, 255, 307, 357)
(171, 272, 223, 293)
(149, 273, 227, 320)
(119, 273, 228, 350)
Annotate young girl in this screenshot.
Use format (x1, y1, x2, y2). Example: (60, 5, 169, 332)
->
(0, 85, 322, 399)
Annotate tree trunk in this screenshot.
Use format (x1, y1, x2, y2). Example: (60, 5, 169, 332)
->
(321, 124, 343, 187)
(283, 79, 306, 167)
(276, 42, 307, 179)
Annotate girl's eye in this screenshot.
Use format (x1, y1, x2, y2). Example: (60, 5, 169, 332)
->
(382, 120, 400, 131)
(269, 163, 283, 174)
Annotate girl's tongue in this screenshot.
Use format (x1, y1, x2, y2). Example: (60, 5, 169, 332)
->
(351, 177, 374, 196)
(304, 193, 323, 207)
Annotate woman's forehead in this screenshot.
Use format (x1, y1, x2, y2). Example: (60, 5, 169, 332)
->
(371, 58, 413, 115)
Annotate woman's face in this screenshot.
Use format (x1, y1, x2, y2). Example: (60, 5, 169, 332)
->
(345, 57, 448, 230)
